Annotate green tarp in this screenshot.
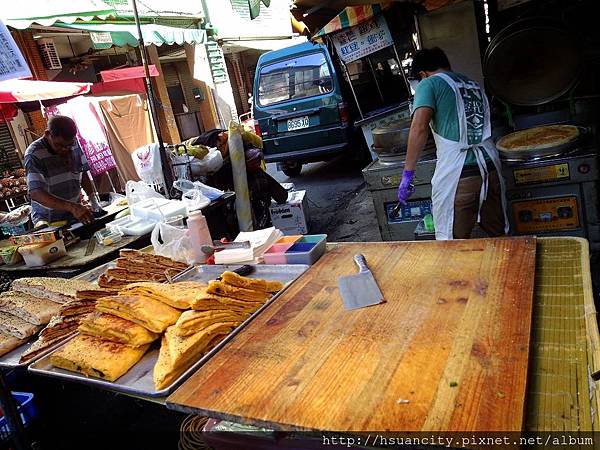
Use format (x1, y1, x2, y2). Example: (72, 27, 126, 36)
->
(248, 0, 271, 20)
(57, 22, 207, 48)
(0, 0, 115, 29)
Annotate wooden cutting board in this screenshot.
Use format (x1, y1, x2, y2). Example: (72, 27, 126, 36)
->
(167, 238, 537, 432)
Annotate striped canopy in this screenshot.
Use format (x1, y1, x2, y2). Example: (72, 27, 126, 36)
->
(314, 2, 393, 38)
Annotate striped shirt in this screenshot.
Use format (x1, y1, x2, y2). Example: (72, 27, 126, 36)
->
(25, 137, 89, 224)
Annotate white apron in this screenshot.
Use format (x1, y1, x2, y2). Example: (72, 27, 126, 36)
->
(429, 72, 509, 240)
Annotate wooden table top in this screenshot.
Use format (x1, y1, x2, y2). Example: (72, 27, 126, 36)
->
(167, 238, 537, 432)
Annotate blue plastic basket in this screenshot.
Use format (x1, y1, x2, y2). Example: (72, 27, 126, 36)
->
(0, 392, 37, 442)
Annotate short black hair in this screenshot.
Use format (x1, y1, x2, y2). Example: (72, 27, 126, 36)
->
(411, 47, 451, 79)
(47, 115, 77, 140)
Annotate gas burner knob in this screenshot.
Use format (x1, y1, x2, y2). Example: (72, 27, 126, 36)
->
(578, 164, 590, 174)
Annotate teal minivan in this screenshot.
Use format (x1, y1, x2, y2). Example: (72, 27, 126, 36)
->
(253, 41, 352, 177)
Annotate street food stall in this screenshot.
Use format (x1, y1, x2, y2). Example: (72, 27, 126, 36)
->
(2, 1, 600, 449)
(0, 234, 598, 449)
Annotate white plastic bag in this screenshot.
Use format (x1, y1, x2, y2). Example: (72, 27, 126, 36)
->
(173, 179, 224, 201)
(126, 180, 164, 206)
(181, 189, 211, 213)
(190, 148, 224, 176)
(150, 222, 194, 265)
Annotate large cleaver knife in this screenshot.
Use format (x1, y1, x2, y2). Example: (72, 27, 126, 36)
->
(337, 254, 385, 310)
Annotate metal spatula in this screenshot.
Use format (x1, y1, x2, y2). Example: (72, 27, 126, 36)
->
(337, 254, 384, 310)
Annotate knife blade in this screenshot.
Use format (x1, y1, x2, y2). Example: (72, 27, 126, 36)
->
(337, 254, 384, 310)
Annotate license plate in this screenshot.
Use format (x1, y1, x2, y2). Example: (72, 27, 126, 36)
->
(287, 116, 310, 131)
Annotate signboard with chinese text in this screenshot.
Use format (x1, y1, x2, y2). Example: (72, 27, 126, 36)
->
(0, 19, 32, 81)
(331, 15, 393, 64)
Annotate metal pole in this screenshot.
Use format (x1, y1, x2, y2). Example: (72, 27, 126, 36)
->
(392, 43, 412, 97)
(129, 0, 174, 198)
(367, 57, 385, 103)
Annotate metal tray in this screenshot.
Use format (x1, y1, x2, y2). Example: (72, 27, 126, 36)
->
(28, 264, 309, 397)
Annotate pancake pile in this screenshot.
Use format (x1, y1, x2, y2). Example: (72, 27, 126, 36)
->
(45, 268, 284, 390)
(98, 249, 189, 289)
(0, 278, 96, 360)
(153, 272, 284, 390)
(18, 286, 114, 364)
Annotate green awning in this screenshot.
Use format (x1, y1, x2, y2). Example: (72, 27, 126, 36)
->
(0, 0, 115, 29)
(248, 0, 271, 20)
(57, 22, 207, 48)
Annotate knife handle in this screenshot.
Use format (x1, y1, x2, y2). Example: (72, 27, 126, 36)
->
(353, 254, 370, 274)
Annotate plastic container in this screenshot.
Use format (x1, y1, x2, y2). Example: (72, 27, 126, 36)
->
(262, 234, 326, 265)
(162, 214, 185, 228)
(106, 216, 156, 236)
(275, 236, 301, 244)
(187, 210, 212, 264)
(0, 392, 37, 442)
(94, 228, 124, 246)
(0, 245, 23, 265)
(130, 198, 187, 222)
(262, 243, 294, 264)
(18, 239, 66, 267)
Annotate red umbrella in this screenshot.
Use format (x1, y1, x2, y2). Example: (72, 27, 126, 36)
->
(0, 79, 91, 103)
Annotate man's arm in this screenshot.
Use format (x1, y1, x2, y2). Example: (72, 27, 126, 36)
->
(403, 107, 433, 171)
(29, 190, 94, 225)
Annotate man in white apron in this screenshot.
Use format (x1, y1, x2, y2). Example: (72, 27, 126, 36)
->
(397, 47, 509, 240)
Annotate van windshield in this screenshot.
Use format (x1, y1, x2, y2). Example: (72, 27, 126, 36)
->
(258, 52, 333, 107)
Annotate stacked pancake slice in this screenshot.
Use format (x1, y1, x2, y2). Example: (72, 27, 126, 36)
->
(18, 285, 113, 364)
(153, 272, 284, 390)
(98, 249, 189, 289)
(49, 281, 202, 382)
(40, 265, 284, 390)
(0, 277, 97, 360)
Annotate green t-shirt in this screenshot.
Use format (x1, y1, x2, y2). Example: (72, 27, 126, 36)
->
(412, 71, 490, 166)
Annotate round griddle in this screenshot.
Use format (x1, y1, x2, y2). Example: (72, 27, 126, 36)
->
(497, 126, 585, 162)
(484, 19, 582, 106)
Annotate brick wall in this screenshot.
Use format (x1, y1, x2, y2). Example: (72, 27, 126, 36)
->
(27, 111, 47, 138)
(11, 29, 48, 81)
(11, 29, 49, 139)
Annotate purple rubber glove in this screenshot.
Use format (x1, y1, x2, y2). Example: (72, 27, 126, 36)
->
(397, 169, 416, 205)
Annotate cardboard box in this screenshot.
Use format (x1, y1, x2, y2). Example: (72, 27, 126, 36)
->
(269, 190, 310, 235)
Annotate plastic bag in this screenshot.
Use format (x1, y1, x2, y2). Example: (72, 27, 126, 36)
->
(126, 180, 164, 206)
(173, 179, 224, 201)
(150, 222, 194, 265)
(190, 148, 223, 176)
(182, 189, 210, 213)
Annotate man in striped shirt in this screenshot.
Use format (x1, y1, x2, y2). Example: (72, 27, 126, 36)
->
(25, 115, 95, 227)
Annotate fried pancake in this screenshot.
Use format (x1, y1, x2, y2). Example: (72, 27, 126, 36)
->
(79, 312, 159, 347)
(207, 280, 272, 302)
(75, 289, 117, 301)
(19, 331, 77, 364)
(0, 331, 27, 357)
(0, 291, 61, 325)
(50, 335, 149, 382)
(173, 309, 247, 336)
(153, 324, 233, 390)
(0, 311, 42, 339)
(11, 278, 97, 304)
(119, 281, 207, 310)
(96, 295, 181, 333)
(220, 271, 284, 293)
(191, 294, 263, 313)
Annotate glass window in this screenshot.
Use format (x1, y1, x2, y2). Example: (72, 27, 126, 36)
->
(257, 52, 333, 107)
